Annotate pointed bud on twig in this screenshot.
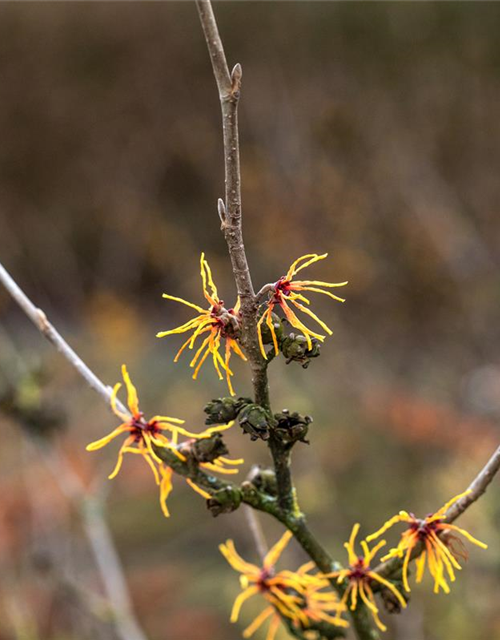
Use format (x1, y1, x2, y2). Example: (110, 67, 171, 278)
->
(230, 63, 242, 95)
(217, 198, 227, 229)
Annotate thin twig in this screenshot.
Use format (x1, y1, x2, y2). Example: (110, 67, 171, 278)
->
(195, 0, 269, 409)
(446, 444, 500, 522)
(244, 505, 268, 562)
(0, 262, 125, 415)
(255, 283, 275, 301)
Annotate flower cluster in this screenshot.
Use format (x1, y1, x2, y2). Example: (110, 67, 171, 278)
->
(157, 253, 246, 396)
(220, 530, 348, 640)
(366, 490, 487, 594)
(86, 365, 242, 517)
(325, 524, 406, 632)
(257, 253, 347, 359)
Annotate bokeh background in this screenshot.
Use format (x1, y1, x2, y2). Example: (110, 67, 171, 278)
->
(0, 2, 499, 639)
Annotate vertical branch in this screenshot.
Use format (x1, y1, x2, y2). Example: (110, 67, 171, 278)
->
(194, 5, 378, 638)
(196, 0, 296, 514)
(195, 0, 269, 409)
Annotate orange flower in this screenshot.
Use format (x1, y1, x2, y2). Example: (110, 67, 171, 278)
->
(86, 365, 243, 517)
(220, 531, 347, 640)
(257, 253, 347, 359)
(157, 253, 246, 396)
(366, 490, 487, 594)
(324, 524, 406, 632)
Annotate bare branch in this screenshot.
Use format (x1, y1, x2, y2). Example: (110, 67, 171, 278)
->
(195, 0, 270, 408)
(446, 444, 500, 522)
(0, 261, 126, 416)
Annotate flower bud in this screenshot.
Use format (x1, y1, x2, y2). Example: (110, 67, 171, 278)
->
(259, 312, 284, 346)
(381, 579, 409, 614)
(204, 396, 252, 425)
(280, 333, 321, 368)
(273, 409, 312, 444)
(190, 433, 229, 463)
(238, 404, 272, 441)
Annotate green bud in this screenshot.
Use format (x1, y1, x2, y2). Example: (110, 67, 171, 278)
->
(273, 409, 312, 444)
(259, 312, 284, 345)
(280, 333, 321, 368)
(204, 396, 252, 425)
(381, 578, 409, 613)
(238, 404, 272, 441)
(190, 433, 228, 463)
(206, 486, 242, 517)
(246, 465, 278, 496)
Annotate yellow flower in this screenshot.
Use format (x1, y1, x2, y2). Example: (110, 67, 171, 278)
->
(257, 253, 347, 359)
(324, 524, 406, 632)
(157, 253, 247, 396)
(220, 531, 347, 640)
(366, 490, 487, 594)
(86, 365, 243, 517)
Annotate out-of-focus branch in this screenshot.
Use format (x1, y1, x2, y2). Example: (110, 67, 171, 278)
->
(40, 446, 148, 640)
(0, 262, 123, 415)
(374, 444, 500, 580)
(244, 505, 268, 562)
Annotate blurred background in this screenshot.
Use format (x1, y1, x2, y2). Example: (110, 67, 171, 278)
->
(0, 3, 499, 639)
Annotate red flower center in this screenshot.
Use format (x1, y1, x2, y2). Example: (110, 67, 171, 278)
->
(130, 415, 161, 441)
(408, 517, 440, 539)
(349, 557, 370, 581)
